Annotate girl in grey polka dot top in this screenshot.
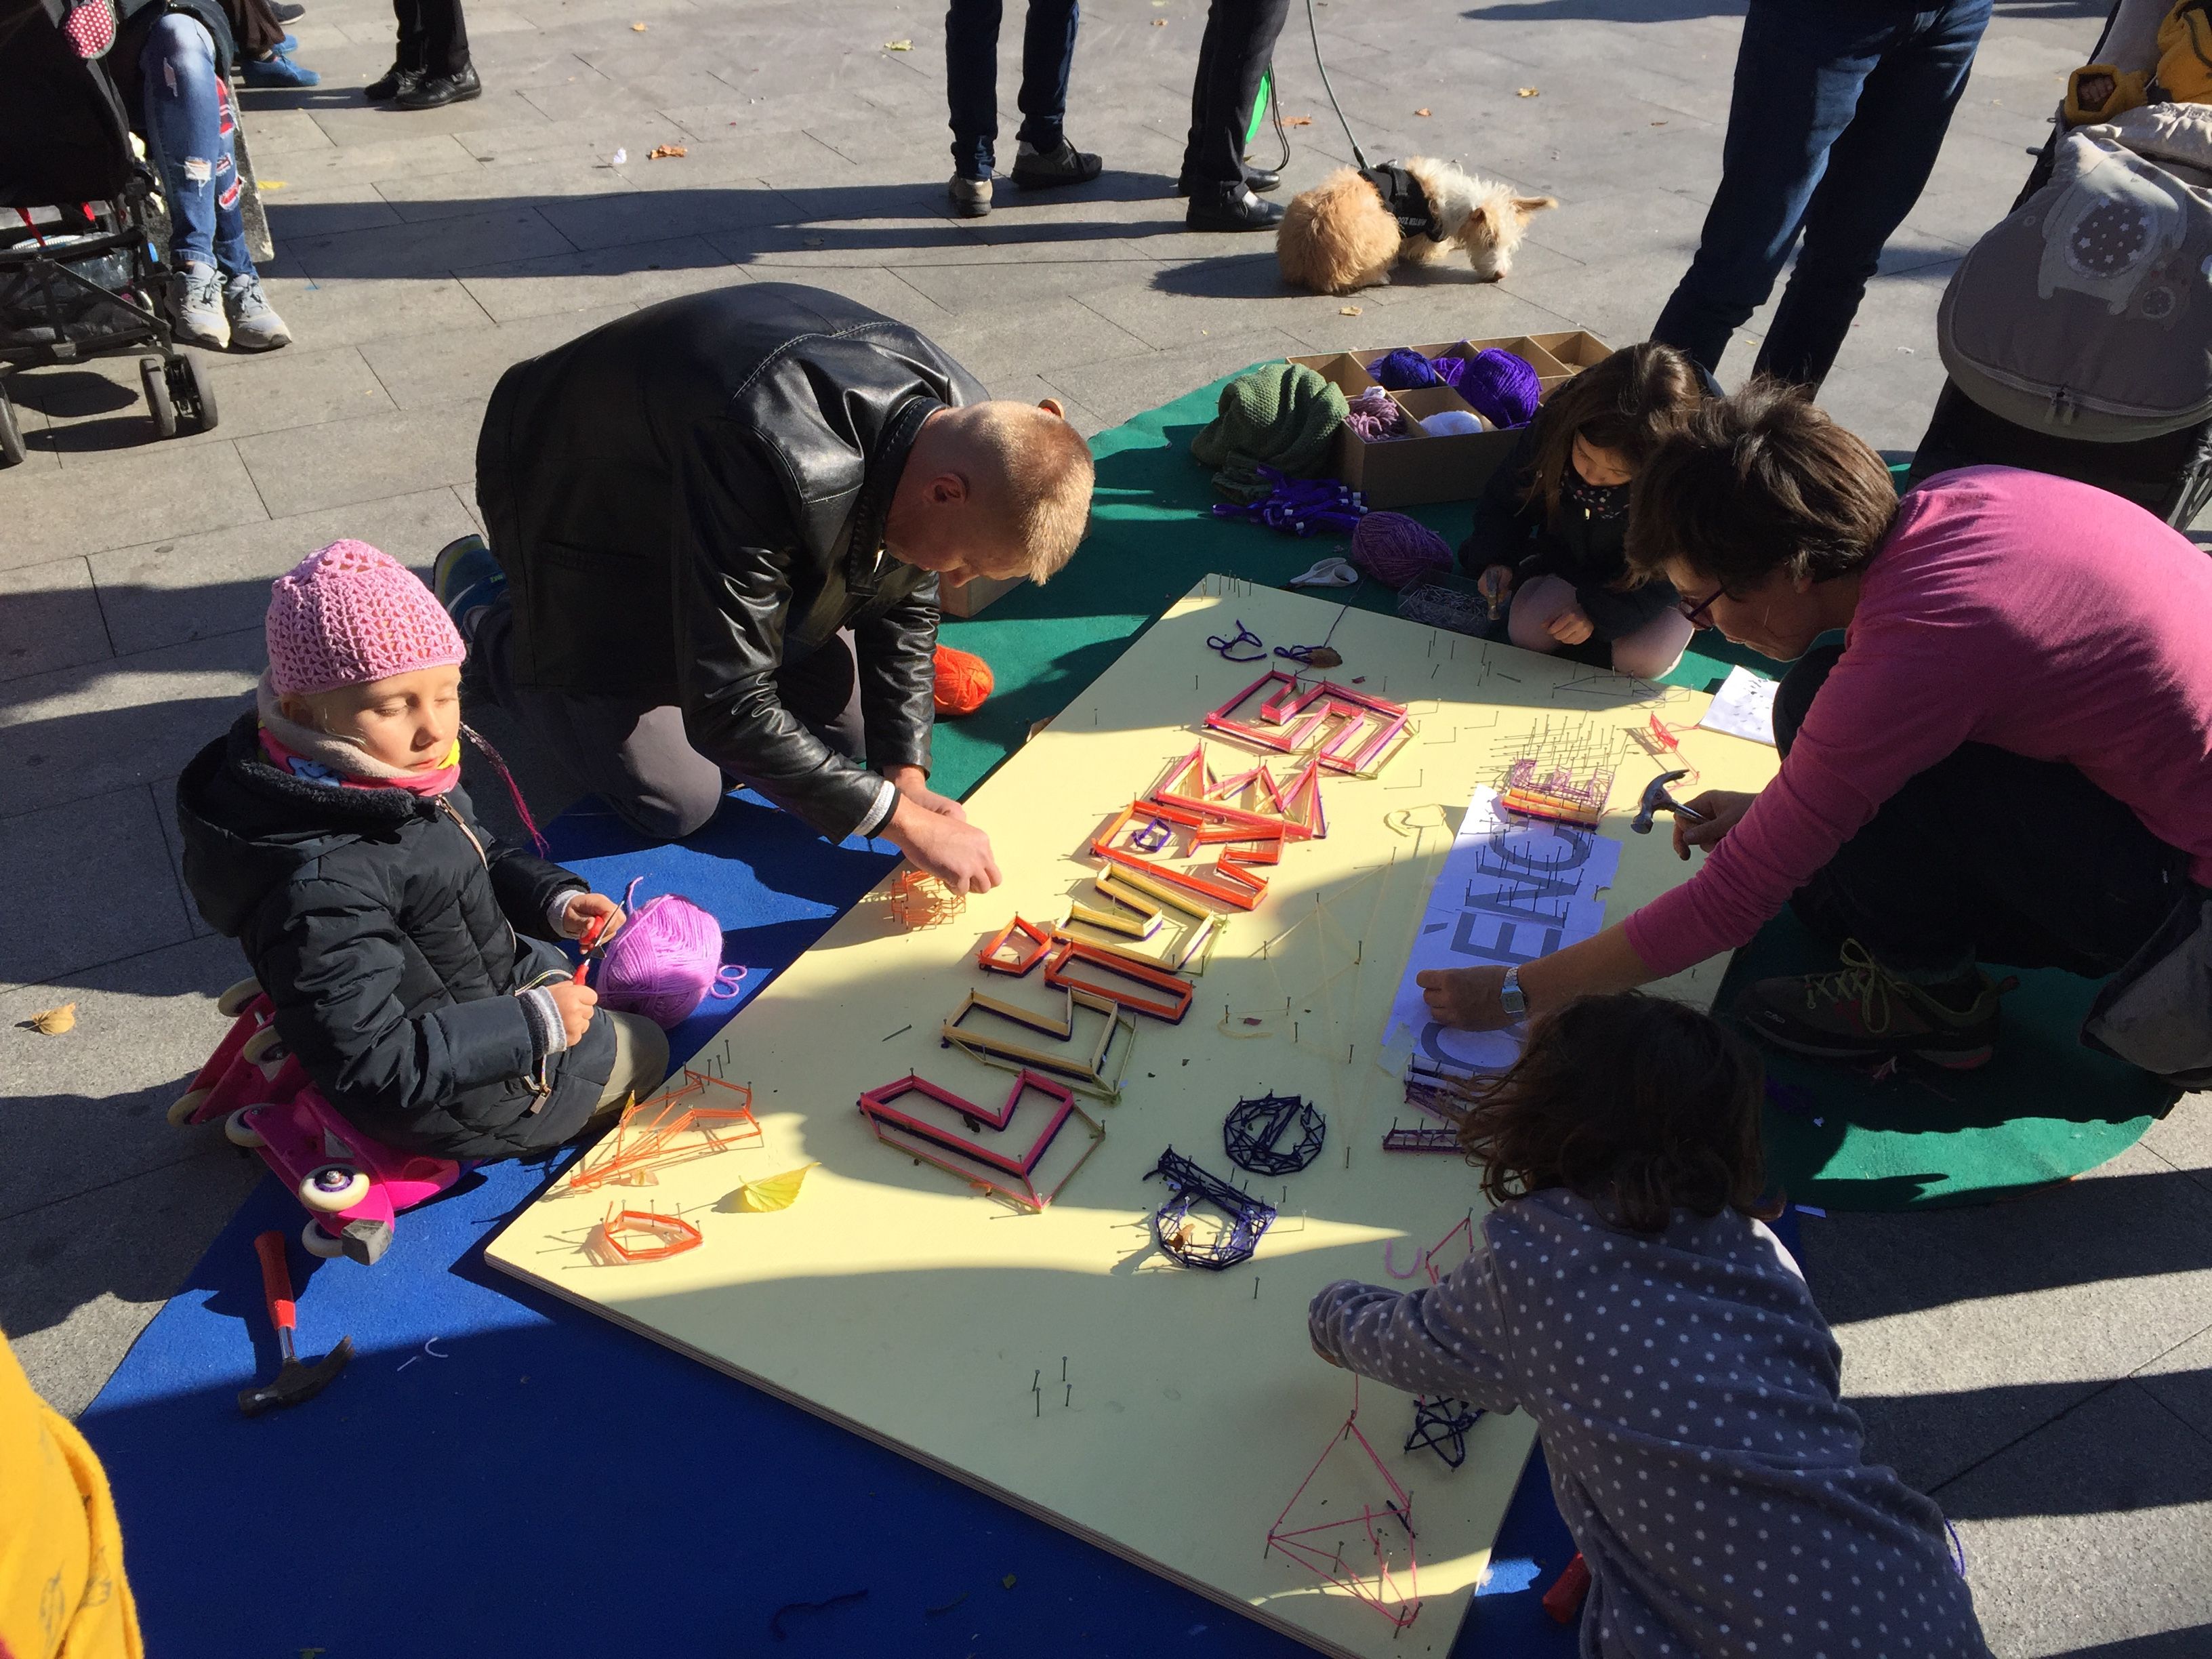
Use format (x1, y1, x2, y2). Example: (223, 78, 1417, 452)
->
(1309, 994, 1989, 1658)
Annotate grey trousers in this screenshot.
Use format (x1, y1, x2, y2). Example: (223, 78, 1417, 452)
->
(473, 598, 864, 841)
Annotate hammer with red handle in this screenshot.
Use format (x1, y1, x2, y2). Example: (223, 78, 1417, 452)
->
(238, 1230, 353, 1416)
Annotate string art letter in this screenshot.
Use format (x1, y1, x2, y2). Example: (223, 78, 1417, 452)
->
(1223, 1092, 1325, 1176)
(1266, 1381, 1422, 1628)
(1404, 1397, 1483, 1470)
(1145, 1147, 1275, 1270)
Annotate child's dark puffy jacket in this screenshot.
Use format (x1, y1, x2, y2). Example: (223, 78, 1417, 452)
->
(176, 712, 617, 1158)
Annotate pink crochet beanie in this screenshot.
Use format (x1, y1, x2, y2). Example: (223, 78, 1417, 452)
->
(266, 540, 466, 697)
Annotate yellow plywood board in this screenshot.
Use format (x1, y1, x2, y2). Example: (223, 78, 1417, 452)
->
(486, 579, 1782, 1659)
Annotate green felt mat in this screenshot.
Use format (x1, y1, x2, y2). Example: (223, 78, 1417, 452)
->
(934, 368, 2170, 1210)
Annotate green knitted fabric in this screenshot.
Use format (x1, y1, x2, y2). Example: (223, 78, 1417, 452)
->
(1189, 361, 1348, 503)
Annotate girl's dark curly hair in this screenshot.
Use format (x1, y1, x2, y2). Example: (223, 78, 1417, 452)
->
(1456, 992, 1776, 1234)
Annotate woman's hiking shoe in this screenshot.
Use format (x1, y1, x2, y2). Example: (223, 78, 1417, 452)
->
(947, 173, 992, 218)
(224, 273, 291, 350)
(1734, 939, 2011, 1071)
(1011, 138, 1102, 190)
(167, 263, 228, 350)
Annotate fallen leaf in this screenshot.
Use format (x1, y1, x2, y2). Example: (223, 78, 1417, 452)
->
(647, 144, 687, 159)
(1414, 107, 1431, 117)
(1151, 16, 1166, 22)
(260, 179, 286, 189)
(1283, 115, 1312, 126)
(1650, 119, 1667, 126)
(884, 37, 912, 48)
(1338, 304, 1362, 316)
(1516, 86, 1540, 98)
(1002, 1575, 1018, 1591)
(26, 1002, 75, 1036)
(630, 19, 646, 28)
(729, 1164, 817, 1212)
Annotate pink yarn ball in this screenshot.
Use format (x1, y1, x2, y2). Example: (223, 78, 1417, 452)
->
(1350, 512, 1453, 590)
(594, 888, 744, 1029)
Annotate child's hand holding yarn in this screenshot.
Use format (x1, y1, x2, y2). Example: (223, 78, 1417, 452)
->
(560, 890, 626, 941)
(547, 979, 599, 1046)
(1546, 602, 1595, 646)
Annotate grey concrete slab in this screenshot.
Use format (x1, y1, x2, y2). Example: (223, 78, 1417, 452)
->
(2143, 1092, 2212, 1195)
(371, 153, 637, 222)
(89, 487, 480, 657)
(886, 253, 1165, 314)
(0, 932, 253, 1223)
(250, 132, 485, 191)
(289, 205, 579, 281)
(1798, 1143, 2212, 1495)
(0, 787, 199, 991)
(1039, 327, 1309, 428)
(0, 1148, 264, 1420)
(357, 303, 635, 408)
(924, 296, 1154, 382)
(453, 234, 745, 321)
(1936, 1382, 2212, 1658)
(532, 177, 799, 250)
(233, 401, 487, 517)
(0, 558, 110, 687)
(1, 441, 266, 571)
(0, 633, 261, 821)
(2137, 1324, 2212, 1443)
(252, 274, 493, 350)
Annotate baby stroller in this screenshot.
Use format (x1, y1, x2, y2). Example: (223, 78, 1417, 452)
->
(1906, 0, 2212, 529)
(0, 0, 217, 468)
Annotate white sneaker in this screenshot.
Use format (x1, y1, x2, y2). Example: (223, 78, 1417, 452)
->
(224, 272, 291, 351)
(947, 173, 991, 218)
(167, 262, 228, 350)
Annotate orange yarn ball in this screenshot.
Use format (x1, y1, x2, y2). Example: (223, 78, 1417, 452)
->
(933, 644, 994, 716)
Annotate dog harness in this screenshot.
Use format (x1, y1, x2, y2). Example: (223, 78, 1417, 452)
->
(1358, 163, 1444, 243)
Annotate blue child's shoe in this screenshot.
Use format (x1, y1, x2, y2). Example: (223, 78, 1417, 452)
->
(434, 534, 506, 641)
(274, 32, 300, 52)
(242, 51, 319, 87)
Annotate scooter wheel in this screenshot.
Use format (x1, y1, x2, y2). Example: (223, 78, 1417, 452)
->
(165, 1086, 211, 1128)
(300, 1220, 348, 1259)
(216, 977, 262, 1017)
(241, 1025, 287, 1065)
(300, 1163, 369, 1213)
(224, 1108, 266, 1149)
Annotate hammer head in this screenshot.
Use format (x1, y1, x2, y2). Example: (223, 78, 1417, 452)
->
(1631, 770, 1695, 835)
(238, 1335, 354, 1417)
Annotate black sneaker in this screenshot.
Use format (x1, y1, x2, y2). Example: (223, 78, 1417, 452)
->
(365, 62, 422, 101)
(1175, 164, 1281, 197)
(397, 63, 481, 108)
(1011, 138, 1103, 190)
(1187, 183, 1285, 232)
(274, 1, 305, 18)
(1734, 940, 2013, 1071)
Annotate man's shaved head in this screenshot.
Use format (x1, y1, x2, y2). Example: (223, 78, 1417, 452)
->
(886, 399, 1095, 588)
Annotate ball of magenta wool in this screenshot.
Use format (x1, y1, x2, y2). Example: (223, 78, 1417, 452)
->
(1351, 512, 1453, 590)
(1343, 385, 1408, 443)
(1456, 348, 1541, 429)
(595, 893, 729, 1028)
(1370, 348, 1441, 391)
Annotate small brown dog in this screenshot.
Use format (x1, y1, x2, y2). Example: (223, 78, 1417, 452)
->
(1277, 158, 1557, 295)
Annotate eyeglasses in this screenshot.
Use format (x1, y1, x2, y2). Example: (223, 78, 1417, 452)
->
(1677, 584, 1726, 630)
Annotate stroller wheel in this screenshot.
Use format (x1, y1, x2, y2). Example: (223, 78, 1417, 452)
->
(0, 386, 22, 468)
(224, 1108, 267, 1149)
(140, 356, 178, 440)
(300, 1162, 371, 1213)
(167, 352, 219, 435)
(216, 976, 262, 1017)
(166, 1086, 212, 1128)
(300, 1219, 348, 1260)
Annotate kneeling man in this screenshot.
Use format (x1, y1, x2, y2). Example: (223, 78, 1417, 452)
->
(445, 282, 1092, 893)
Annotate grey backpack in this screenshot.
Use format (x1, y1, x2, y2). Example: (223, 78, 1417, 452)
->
(1938, 128, 2212, 439)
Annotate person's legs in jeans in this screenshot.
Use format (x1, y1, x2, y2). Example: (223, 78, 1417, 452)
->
(945, 0, 1004, 179)
(1014, 0, 1078, 153)
(1650, 0, 1896, 377)
(1755, 0, 1990, 388)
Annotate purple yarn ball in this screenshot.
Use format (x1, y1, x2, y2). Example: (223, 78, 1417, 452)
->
(1370, 348, 1441, 391)
(596, 891, 735, 1028)
(1344, 385, 1409, 443)
(1351, 512, 1454, 590)
(1454, 349, 1540, 429)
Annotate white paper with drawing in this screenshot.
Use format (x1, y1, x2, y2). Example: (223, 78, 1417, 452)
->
(1384, 787, 1620, 1078)
(1698, 664, 1779, 745)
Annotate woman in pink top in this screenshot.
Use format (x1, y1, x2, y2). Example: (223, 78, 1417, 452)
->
(1418, 384, 2212, 1082)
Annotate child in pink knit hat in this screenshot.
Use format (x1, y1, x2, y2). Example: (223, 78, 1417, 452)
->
(174, 541, 668, 1160)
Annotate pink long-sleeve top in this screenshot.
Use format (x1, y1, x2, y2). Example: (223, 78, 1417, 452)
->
(1624, 467, 2212, 980)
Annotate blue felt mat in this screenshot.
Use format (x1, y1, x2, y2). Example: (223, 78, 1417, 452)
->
(85, 784, 1708, 1658)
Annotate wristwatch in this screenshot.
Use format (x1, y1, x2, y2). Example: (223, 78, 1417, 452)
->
(1499, 966, 1528, 1020)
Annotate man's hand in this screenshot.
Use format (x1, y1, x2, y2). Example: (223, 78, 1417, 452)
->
(560, 890, 625, 941)
(1671, 788, 1759, 860)
(1416, 965, 1519, 1032)
(885, 763, 968, 823)
(1546, 602, 1594, 647)
(884, 785, 1001, 893)
(547, 980, 598, 1046)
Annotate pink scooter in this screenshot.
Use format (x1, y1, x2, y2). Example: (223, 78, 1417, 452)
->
(170, 979, 462, 1265)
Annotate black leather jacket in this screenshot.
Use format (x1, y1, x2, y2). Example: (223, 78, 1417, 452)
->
(475, 283, 987, 840)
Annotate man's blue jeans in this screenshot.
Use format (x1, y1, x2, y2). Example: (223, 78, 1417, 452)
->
(945, 0, 1079, 179)
(140, 13, 252, 276)
(1652, 0, 1992, 390)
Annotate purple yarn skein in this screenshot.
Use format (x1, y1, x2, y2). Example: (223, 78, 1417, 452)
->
(1344, 385, 1408, 443)
(595, 886, 741, 1028)
(1351, 512, 1453, 590)
(1370, 348, 1441, 391)
(1456, 349, 1540, 429)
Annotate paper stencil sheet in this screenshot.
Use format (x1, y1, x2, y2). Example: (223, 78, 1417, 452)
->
(487, 580, 1781, 1659)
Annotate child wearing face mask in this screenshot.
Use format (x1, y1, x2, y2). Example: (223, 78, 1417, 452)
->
(176, 541, 666, 1160)
(1459, 342, 1705, 681)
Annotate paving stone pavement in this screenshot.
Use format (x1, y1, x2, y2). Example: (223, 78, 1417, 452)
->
(5, 0, 2209, 1650)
